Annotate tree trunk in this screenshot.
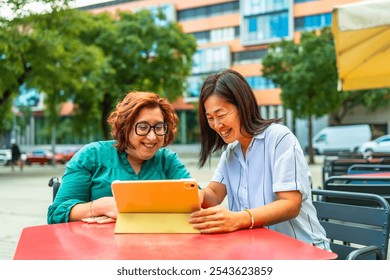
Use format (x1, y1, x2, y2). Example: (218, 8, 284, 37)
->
(101, 92, 112, 140)
(308, 115, 315, 164)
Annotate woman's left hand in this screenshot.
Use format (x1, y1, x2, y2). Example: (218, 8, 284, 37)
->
(189, 205, 241, 233)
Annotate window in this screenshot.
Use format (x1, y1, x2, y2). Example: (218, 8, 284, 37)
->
(241, 0, 291, 45)
(243, 12, 289, 43)
(246, 76, 275, 90)
(232, 49, 268, 64)
(242, 0, 289, 16)
(211, 27, 237, 42)
(178, 1, 239, 22)
(294, 13, 332, 31)
(192, 46, 230, 74)
(191, 27, 239, 44)
(294, 0, 317, 3)
(186, 76, 204, 98)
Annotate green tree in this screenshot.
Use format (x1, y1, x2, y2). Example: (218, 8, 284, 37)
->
(262, 28, 339, 164)
(329, 88, 390, 126)
(81, 9, 197, 139)
(0, 8, 105, 144)
(1, 6, 197, 142)
(262, 28, 390, 164)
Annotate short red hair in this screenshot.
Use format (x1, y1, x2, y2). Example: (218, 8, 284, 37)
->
(107, 91, 179, 152)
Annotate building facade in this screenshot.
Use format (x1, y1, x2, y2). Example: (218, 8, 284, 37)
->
(8, 0, 388, 149)
(78, 0, 362, 148)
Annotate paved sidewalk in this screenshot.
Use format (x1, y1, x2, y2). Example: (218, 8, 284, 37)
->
(0, 153, 324, 260)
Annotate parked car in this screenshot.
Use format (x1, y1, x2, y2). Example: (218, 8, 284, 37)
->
(0, 149, 9, 166)
(55, 148, 79, 164)
(312, 124, 371, 155)
(25, 149, 54, 165)
(358, 134, 390, 154)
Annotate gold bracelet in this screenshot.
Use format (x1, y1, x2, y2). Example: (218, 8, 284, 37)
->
(89, 200, 94, 217)
(244, 209, 254, 229)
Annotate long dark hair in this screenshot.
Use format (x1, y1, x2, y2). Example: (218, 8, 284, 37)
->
(198, 69, 280, 167)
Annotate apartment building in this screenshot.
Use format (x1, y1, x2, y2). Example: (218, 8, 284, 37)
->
(78, 0, 362, 147)
(11, 0, 384, 147)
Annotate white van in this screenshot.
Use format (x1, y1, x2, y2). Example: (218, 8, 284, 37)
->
(312, 124, 371, 155)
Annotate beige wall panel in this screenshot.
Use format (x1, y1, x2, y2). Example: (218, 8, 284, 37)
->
(88, 0, 238, 14)
(231, 64, 262, 76)
(180, 14, 240, 33)
(294, 0, 358, 17)
(174, 0, 238, 10)
(254, 89, 282, 106)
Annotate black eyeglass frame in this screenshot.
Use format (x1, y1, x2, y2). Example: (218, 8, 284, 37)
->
(134, 122, 168, 136)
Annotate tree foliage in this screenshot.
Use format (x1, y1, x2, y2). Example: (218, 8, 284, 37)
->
(262, 28, 339, 163)
(263, 28, 340, 119)
(330, 88, 390, 125)
(82, 9, 197, 139)
(0, 4, 197, 141)
(0, 8, 105, 138)
(262, 27, 390, 163)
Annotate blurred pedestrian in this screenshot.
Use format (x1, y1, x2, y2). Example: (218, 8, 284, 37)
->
(10, 139, 23, 172)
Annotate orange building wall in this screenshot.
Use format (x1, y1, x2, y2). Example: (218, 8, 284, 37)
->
(294, 0, 358, 16)
(180, 14, 240, 33)
(88, 0, 238, 15)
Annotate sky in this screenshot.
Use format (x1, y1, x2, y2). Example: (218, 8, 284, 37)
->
(0, 0, 112, 19)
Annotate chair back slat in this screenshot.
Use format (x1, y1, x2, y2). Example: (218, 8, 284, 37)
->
(319, 221, 386, 250)
(348, 164, 390, 174)
(324, 176, 390, 206)
(312, 189, 390, 260)
(315, 201, 388, 226)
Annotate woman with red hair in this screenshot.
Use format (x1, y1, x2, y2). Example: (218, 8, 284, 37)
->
(48, 91, 191, 224)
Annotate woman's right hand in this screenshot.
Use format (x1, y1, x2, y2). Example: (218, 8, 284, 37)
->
(81, 196, 117, 224)
(82, 215, 116, 224)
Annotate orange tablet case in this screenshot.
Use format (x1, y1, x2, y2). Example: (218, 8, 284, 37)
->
(111, 179, 201, 233)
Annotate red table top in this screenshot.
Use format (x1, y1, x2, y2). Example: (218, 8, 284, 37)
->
(348, 172, 390, 177)
(13, 221, 337, 260)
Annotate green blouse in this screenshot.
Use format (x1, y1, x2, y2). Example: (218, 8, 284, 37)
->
(47, 140, 191, 224)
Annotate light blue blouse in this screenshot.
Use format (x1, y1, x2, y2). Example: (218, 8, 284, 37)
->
(212, 123, 330, 250)
(47, 140, 191, 224)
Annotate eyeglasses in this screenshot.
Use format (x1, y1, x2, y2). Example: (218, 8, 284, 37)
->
(134, 122, 168, 136)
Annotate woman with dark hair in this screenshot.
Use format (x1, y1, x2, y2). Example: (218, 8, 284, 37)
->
(48, 91, 191, 224)
(189, 69, 329, 250)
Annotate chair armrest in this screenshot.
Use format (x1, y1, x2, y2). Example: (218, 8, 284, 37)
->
(48, 177, 61, 201)
(346, 245, 384, 260)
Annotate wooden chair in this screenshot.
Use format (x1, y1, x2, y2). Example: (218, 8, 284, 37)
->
(312, 189, 390, 260)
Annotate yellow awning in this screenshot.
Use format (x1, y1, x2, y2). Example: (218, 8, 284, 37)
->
(331, 0, 390, 91)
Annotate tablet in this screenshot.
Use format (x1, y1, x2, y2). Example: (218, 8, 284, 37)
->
(111, 179, 201, 233)
(111, 178, 200, 213)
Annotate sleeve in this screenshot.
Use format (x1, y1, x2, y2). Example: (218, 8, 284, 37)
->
(47, 144, 97, 224)
(272, 128, 311, 201)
